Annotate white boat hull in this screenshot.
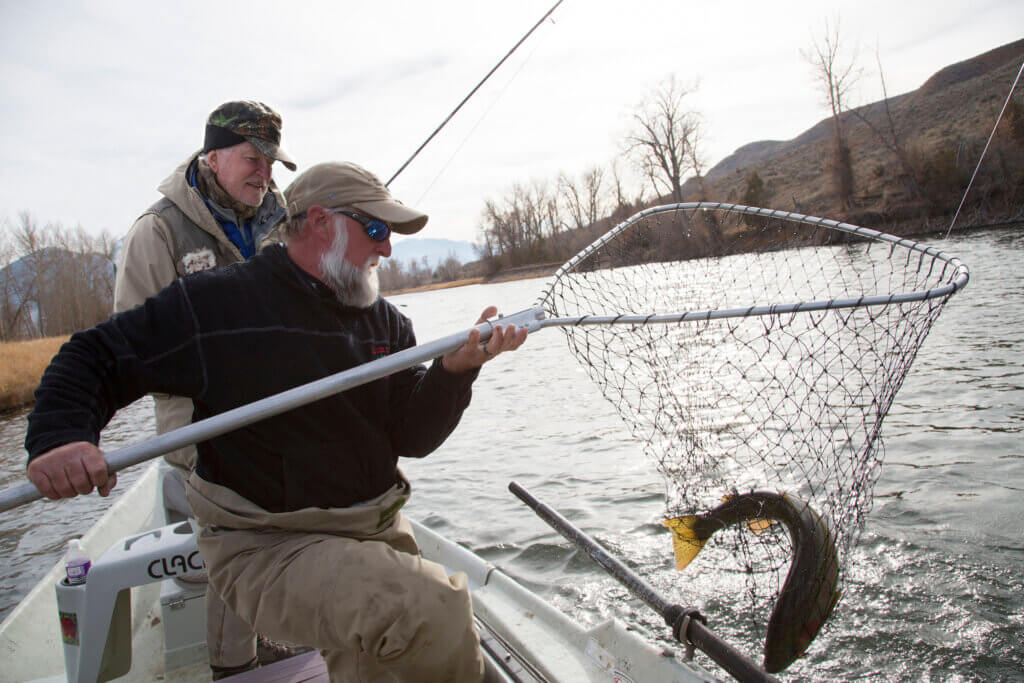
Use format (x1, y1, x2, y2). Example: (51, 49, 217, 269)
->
(0, 463, 715, 682)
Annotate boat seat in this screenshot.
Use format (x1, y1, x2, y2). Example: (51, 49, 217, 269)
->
(56, 519, 205, 683)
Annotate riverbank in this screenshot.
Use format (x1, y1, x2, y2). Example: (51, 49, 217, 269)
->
(0, 337, 66, 413)
(383, 263, 559, 296)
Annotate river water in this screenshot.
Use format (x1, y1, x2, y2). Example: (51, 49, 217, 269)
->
(0, 227, 1021, 681)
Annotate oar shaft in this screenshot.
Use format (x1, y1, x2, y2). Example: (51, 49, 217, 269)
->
(508, 481, 673, 615)
(508, 481, 779, 683)
(0, 308, 545, 513)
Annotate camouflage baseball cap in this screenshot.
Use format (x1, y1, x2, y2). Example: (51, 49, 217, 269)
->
(284, 162, 428, 234)
(204, 100, 296, 171)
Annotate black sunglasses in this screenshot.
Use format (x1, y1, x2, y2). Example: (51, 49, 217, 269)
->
(332, 209, 392, 242)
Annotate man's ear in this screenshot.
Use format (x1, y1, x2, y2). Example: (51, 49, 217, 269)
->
(206, 149, 220, 173)
(307, 206, 334, 245)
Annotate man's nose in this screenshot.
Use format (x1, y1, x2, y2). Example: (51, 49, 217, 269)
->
(377, 238, 392, 259)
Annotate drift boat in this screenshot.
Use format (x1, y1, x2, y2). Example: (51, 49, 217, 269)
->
(0, 463, 722, 682)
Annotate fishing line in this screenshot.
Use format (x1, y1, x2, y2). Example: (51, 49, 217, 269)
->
(385, 0, 565, 188)
(944, 57, 1024, 239)
(413, 28, 552, 207)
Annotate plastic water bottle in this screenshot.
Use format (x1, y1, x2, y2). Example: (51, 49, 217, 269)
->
(64, 539, 91, 585)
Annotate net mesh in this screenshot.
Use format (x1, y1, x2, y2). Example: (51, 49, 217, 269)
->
(538, 202, 967, 646)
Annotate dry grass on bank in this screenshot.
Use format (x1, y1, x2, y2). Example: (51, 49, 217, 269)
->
(384, 266, 560, 297)
(384, 277, 486, 296)
(0, 336, 67, 412)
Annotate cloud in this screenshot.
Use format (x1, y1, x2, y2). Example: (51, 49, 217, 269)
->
(287, 53, 451, 110)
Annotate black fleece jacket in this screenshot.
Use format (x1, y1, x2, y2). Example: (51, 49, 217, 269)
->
(26, 245, 477, 512)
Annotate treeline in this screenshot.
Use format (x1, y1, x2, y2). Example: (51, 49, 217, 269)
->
(378, 253, 467, 293)
(381, 162, 648, 291)
(472, 76, 721, 272)
(476, 164, 650, 273)
(0, 213, 116, 342)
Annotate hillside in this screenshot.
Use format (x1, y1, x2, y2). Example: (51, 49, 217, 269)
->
(684, 38, 1024, 232)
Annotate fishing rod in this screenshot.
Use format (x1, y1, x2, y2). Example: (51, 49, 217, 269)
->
(385, 0, 564, 187)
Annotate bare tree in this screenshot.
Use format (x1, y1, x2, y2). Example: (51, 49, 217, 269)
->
(378, 259, 406, 292)
(11, 212, 50, 337)
(684, 118, 712, 200)
(849, 47, 923, 199)
(558, 166, 607, 231)
(625, 76, 703, 203)
(0, 223, 13, 341)
(0, 214, 116, 340)
(434, 253, 463, 282)
(609, 158, 645, 221)
(478, 178, 562, 266)
(802, 17, 861, 209)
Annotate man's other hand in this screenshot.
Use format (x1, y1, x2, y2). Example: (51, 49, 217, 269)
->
(27, 441, 117, 500)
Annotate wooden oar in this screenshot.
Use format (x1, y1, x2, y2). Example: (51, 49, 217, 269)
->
(0, 309, 545, 513)
(509, 481, 780, 683)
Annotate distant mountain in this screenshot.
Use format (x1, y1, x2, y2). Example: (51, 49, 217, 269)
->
(389, 238, 479, 267)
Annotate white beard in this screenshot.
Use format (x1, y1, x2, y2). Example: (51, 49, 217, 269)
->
(320, 222, 380, 308)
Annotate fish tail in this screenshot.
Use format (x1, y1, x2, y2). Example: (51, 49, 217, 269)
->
(663, 516, 708, 570)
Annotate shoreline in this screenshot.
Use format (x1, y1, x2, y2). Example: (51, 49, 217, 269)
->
(383, 264, 559, 297)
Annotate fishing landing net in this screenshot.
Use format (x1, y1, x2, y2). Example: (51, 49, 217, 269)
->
(536, 202, 969, 651)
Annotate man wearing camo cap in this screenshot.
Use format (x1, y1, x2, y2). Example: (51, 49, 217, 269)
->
(113, 100, 301, 678)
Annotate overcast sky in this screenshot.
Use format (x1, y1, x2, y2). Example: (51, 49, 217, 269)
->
(1, 0, 1021, 247)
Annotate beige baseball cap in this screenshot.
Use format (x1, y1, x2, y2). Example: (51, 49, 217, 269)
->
(284, 161, 428, 234)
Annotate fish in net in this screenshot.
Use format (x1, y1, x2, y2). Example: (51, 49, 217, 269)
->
(536, 202, 968, 670)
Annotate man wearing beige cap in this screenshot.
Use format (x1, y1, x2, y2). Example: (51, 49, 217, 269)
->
(112, 100, 301, 677)
(26, 161, 527, 681)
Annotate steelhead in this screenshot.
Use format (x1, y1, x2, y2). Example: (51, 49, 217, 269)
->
(663, 491, 841, 673)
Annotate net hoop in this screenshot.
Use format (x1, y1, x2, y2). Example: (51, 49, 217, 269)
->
(534, 201, 970, 658)
(540, 202, 970, 317)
